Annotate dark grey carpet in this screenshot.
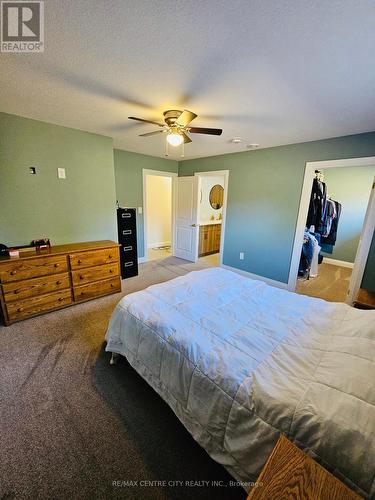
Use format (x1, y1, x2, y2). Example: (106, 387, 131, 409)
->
(0, 258, 246, 499)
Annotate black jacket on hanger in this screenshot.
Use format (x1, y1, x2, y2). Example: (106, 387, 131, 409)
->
(306, 178, 326, 229)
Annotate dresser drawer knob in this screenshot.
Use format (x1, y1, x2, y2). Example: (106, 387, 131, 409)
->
(17, 307, 23, 313)
(77, 259, 82, 264)
(109, 269, 113, 274)
(108, 255, 112, 259)
(54, 263, 59, 268)
(10, 270, 17, 275)
(58, 297, 64, 302)
(79, 275, 84, 280)
(56, 280, 62, 285)
(14, 289, 20, 294)
(110, 283, 114, 288)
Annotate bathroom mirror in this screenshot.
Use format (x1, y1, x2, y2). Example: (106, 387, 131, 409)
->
(209, 185, 224, 209)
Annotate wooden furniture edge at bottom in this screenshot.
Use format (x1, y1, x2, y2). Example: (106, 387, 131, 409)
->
(1, 276, 121, 326)
(247, 434, 361, 500)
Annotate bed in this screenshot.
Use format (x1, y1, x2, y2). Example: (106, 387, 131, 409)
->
(105, 267, 375, 498)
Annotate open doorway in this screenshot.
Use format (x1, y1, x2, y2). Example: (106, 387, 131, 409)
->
(143, 169, 177, 262)
(288, 157, 375, 305)
(195, 171, 228, 266)
(172, 170, 229, 264)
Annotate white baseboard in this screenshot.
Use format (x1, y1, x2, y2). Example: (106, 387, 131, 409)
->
(323, 258, 354, 269)
(221, 264, 288, 289)
(147, 241, 171, 249)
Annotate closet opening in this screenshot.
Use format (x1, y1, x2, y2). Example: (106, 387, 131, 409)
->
(289, 157, 375, 305)
(143, 169, 177, 262)
(195, 172, 227, 266)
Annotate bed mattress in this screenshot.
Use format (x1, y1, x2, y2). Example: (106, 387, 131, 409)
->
(105, 267, 375, 497)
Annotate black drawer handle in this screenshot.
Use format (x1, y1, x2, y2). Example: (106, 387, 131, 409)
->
(79, 275, 84, 280)
(17, 307, 23, 312)
(108, 255, 113, 259)
(56, 280, 62, 285)
(122, 230, 132, 235)
(10, 270, 17, 275)
(109, 269, 113, 274)
(123, 246, 132, 251)
(124, 262, 134, 267)
(54, 263, 60, 268)
(121, 213, 131, 218)
(77, 259, 82, 264)
(58, 297, 64, 302)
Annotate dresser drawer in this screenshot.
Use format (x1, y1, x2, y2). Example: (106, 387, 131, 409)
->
(3, 272, 70, 303)
(6, 289, 72, 322)
(71, 263, 119, 286)
(0, 255, 68, 283)
(69, 247, 119, 270)
(73, 276, 121, 302)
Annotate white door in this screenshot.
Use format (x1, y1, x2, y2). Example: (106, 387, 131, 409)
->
(347, 177, 375, 304)
(173, 176, 199, 262)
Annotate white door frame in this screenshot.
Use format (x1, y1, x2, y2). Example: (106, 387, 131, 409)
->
(194, 170, 230, 266)
(142, 169, 178, 263)
(288, 156, 375, 304)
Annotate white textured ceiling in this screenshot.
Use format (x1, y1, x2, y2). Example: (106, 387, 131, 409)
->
(0, 0, 374, 160)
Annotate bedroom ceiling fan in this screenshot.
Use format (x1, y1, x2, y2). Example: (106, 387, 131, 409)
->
(128, 109, 222, 156)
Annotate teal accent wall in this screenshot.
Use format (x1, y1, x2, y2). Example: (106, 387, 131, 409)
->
(320, 166, 375, 262)
(114, 149, 178, 258)
(179, 133, 375, 283)
(0, 112, 117, 246)
(362, 231, 375, 292)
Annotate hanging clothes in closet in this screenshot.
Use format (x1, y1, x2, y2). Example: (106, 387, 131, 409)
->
(321, 200, 342, 249)
(299, 171, 342, 279)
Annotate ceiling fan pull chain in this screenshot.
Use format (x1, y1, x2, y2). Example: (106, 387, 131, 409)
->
(181, 141, 185, 158)
(165, 140, 169, 157)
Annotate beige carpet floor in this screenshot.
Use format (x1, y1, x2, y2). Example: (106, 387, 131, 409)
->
(0, 257, 248, 500)
(296, 262, 352, 302)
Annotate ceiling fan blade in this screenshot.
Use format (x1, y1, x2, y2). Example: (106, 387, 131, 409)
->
(189, 127, 223, 135)
(128, 116, 164, 127)
(182, 131, 192, 144)
(176, 109, 197, 127)
(139, 130, 165, 137)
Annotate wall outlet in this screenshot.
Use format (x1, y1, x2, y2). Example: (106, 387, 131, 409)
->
(57, 167, 66, 179)
(138, 207, 143, 214)
(29, 167, 37, 175)
(239, 252, 245, 260)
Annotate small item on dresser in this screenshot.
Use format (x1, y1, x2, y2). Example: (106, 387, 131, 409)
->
(8, 249, 20, 258)
(32, 238, 51, 252)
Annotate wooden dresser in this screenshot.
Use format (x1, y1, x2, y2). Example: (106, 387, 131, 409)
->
(198, 223, 221, 257)
(0, 240, 121, 325)
(247, 435, 360, 500)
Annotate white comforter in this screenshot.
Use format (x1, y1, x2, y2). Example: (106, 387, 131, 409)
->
(106, 267, 375, 497)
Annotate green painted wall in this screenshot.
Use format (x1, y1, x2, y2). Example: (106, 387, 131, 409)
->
(362, 231, 375, 292)
(179, 133, 375, 284)
(320, 166, 375, 262)
(0, 112, 117, 246)
(114, 149, 178, 258)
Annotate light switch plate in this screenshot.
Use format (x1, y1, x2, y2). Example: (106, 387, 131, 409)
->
(57, 167, 66, 179)
(239, 252, 245, 260)
(138, 207, 143, 214)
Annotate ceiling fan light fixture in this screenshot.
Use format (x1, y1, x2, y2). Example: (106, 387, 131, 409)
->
(166, 130, 183, 147)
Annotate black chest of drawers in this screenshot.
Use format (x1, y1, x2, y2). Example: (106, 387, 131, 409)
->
(117, 208, 138, 279)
